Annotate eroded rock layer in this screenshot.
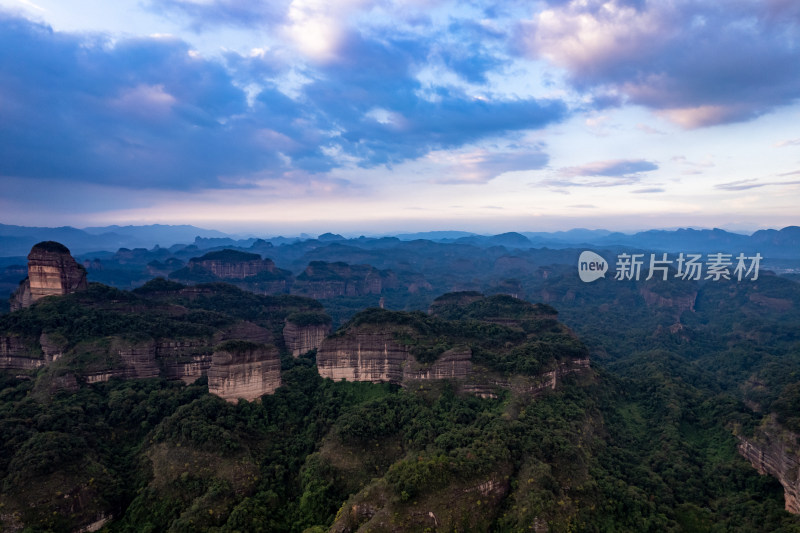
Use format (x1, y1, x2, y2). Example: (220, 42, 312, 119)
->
(283, 320, 331, 356)
(738, 415, 800, 514)
(208, 341, 281, 402)
(10, 241, 88, 311)
(317, 331, 472, 384)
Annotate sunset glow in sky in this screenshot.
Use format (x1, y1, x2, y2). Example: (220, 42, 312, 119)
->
(1, 0, 799, 234)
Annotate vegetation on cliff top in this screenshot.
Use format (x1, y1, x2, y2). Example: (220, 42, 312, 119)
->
(193, 249, 262, 263)
(333, 295, 586, 370)
(30, 241, 71, 255)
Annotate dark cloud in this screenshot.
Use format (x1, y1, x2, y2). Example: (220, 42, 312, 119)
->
(0, 15, 279, 189)
(301, 31, 566, 167)
(0, 14, 568, 191)
(518, 0, 800, 127)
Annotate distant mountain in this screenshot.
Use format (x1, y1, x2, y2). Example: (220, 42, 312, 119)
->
(82, 224, 230, 245)
(453, 232, 533, 248)
(394, 230, 477, 241)
(3, 224, 799, 261)
(0, 224, 237, 256)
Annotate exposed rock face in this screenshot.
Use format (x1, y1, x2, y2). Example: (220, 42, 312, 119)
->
(10, 242, 88, 311)
(208, 341, 281, 402)
(283, 320, 331, 356)
(639, 286, 697, 317)
(0, 335, 45, 370)
(291, 261, 397, 299)
(156, 339, 214, 384)
(190, 250, 278, 279)
(317, 331, 471, 384)
(39, 333, 66, 362)
(168, 249, 294, 294)
(84, 339, 161, 383)
(738, 415, 800, 514)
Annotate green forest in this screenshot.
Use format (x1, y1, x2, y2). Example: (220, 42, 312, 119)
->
(0, 264, 799, 531)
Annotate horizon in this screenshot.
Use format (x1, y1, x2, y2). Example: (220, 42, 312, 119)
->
(4, 220, 799, 243)
(0, 1, 798, 231)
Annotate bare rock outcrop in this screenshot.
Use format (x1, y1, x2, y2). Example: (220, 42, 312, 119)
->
(291, 261, 397, 299)
(283, 315, 331, 356)
(317, 330, 471, 384)
(189, 250, 278, 279)
(0, 335, 45, 371)
(738, 415, 800, 514)
(10, 241, 88, 311)
(208, 341, 281, 402)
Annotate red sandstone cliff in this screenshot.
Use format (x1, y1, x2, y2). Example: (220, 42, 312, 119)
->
(207, 341, 281, 402)
(10, 242, 88, 311)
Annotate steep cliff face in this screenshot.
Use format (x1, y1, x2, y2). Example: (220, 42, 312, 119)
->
(283, 314, 331, 356)
(318, 295, 590, 393)
(168, 249, 294, 293)
(291, 261, 397, 299)
(317, 331, 426, 383)
(738, 415, 800, 514)
(190, 250, 278, 279)
(0, 335, 45, 370)
(10, 242, 88, 311)
(208, 341, 281, 402)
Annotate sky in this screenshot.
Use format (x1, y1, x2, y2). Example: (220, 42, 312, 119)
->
(0, 0, 799, 236)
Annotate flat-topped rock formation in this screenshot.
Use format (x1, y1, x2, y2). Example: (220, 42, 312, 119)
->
(208, 341, 281, 402)
(317, 330, 471, 383)
(317, 294, 589, 392)
(290, 261, 398, 299)
(169, 249, 294, 293)
(10, 241, 88, 311)
(190, 250, 276, 279)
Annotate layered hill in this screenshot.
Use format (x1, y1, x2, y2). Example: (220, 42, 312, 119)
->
(0, 276, 328, 398)
(318, 293, 588, 395)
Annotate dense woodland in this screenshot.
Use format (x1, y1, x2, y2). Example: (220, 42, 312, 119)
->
(1, 237, 800, 531)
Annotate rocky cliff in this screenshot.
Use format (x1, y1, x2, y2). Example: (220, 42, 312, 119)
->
(208, 341, 281, 402)
(291, 261, 397, 299)
(10, 241, 88, 311)
(169, 249, 294, 293)
(317, 294, 589, 392)
(738, 415, 800, 514)
(191, 250, 276, 279)
(318, 330, 471, 384)
(283, 313, 331, 356)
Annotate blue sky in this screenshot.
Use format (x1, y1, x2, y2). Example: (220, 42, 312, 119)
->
(0, 0, 798, 235)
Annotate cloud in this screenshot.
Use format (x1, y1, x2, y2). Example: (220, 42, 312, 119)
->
(517, 0, 800, 127)
(146, 0, 290, 30)
(0, 16, 273, 189)
(776, 139, 800, 148)
(715, 179, 800, 191)
(632, 187, 665, 194)
(568, 204, 597, 208)
(536, 158, 658, 189)
(558, 159, 658, 178)
(0, 13, 568, 192)
(298, 30, 566, 167)
(430, 148, 549, 184)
